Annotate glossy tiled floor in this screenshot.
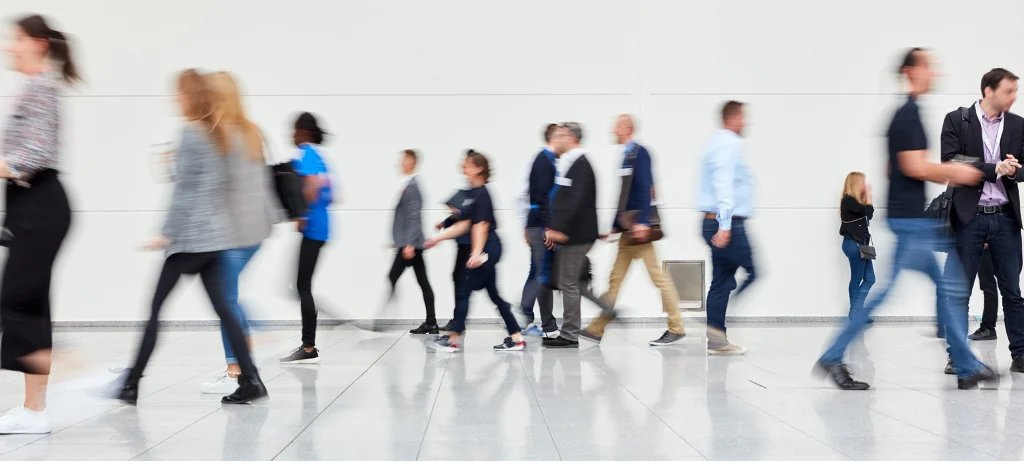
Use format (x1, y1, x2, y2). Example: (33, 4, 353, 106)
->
(0, 322, 1020, 460)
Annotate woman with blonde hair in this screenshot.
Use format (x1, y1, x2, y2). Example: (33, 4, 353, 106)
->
(116, 69, 267, 405)
(839, 172, 875, 320)
(200, 72, 280, 394)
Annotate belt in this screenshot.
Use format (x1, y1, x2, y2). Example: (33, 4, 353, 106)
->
(976, 204, 1012, 214)
(704, 213, 746, 221)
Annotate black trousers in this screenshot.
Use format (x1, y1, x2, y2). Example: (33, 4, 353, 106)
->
(450, 244, 471, 317)
(129, 252, 257, 382)
(0, 170, 71, 374)
(978, 246, 999, 330)
(388, 249, 435, 323)
(298, 238, 325, 347)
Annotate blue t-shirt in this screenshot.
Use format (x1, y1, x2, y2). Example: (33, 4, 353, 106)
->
(293, 143, 332, 241)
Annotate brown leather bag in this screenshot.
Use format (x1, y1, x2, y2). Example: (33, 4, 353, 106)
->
(616, 148, 664, 246)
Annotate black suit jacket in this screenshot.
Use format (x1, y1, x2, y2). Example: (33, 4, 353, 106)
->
(549, 155, 599, 245)
(940, 104, 1024, 229)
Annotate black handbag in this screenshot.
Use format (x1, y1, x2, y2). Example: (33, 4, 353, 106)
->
(269, 161, 308, 220)
(858, 236, 876, 260)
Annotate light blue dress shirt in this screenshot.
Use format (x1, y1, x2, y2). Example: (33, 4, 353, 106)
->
(697, 129, 753, 231)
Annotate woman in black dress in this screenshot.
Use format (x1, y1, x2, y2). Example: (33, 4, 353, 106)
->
(0, 15, 77, 434)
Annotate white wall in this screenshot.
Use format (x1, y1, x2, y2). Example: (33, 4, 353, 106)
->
(1, 0, 1023, 323)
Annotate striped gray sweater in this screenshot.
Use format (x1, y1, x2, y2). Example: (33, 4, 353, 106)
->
(162, 123, 233, 256)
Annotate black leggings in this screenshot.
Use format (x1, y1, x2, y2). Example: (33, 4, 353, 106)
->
(129, 252, 256, 382)
(298, 238, 325, 347)
(388, 249, 435, 323)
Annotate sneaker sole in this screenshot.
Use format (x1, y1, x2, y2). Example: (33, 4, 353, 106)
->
(649, 337, 686, 347)
(494, 347, 525, 352)
(543, 344, 579, 349)
(280, 357, 321, 364)
(200, 387, 237, 395)
(427, 342, 461, 353)
(410, 330, 440, 335)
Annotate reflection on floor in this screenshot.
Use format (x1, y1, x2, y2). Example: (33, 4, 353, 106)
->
(0, 322, 1019, 460)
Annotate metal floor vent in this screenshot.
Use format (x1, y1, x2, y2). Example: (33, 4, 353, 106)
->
(663, 260, 705, 311)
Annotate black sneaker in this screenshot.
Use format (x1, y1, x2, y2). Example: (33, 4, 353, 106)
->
(221, 373, 268, 404)
(968, 327, 997, 341)
(493, 337, 526, 352)
(115, 371, 140, 405)
(1011, 356, 1024, 373)
(279, 347, 321, 364)
(957, 364, 999, 389)
(409, 322, 439, 335)
(649, 331, 686, 347)
(542, 337, 579, 349)
(438, 320, 456, 332)
(814, 362, 870, 390)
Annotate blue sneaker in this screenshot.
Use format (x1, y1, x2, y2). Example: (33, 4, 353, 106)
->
(524, 324, 543, 337)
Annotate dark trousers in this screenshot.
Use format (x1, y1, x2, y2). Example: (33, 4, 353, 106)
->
(449, 244, 471, 317)
(388, 249, 436, 323)
(298, 238, 325, 348)
(129, 252, 257, 382)
(702, 218, 756, 331)
(978, 247, 999, 330)
(947, 210, 1024, 357)
(520, 227, 556, 332)
(449, 238, 520, 335)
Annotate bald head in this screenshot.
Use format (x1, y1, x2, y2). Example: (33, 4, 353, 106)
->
(613, 114, 636, 145)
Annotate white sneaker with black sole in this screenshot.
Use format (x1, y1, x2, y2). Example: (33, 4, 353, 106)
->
(0, 406, 50, 434)
(279, 347, 321, 364)
(200, 372, 239, 394)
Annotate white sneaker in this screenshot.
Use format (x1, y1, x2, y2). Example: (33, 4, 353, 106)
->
(0, 406, 51, 434)
(200, 372, 239, 394)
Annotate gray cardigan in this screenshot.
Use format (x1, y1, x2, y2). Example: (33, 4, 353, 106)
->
(392, 175, 425, 248)
(162, 123, 233, 256)
(225, 129, 280, 248)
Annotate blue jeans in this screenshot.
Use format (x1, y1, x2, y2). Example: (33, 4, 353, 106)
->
(842, 237, 875, 319)
(820, 218, 983, 378)
(945, 211, 1024, 358)
(702, 218, 756, 332)
(221, 244, 260, 364)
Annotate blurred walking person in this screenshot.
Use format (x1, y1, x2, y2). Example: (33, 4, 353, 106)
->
(0, 14, 75, 434)
(117, 69, 267, 405)
(816, 48, 997, 390)
(697, 101, 756, 355)
(200, 72, 280, 394)
(390, 149, 437, 335)
(519, 124, 560, 338)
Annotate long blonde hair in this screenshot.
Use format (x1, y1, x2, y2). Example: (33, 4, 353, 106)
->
(178, 69, 228, 155)
(842, 172, 867, 204)
(206, 71, 264, 162)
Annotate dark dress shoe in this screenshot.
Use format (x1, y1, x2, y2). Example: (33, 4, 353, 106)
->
(944, 358, 957, 375)
(814, 362, 870, 390)
(957, 364, 999, 389)
(542, 337, 579, 349)
(1011, 356, 1024, 373)
(438, 320, 456, 332)
(968, 327, 997, 341)
(117, 382, 140, 405)
(222, 373, 269, 404)
(409, 322, 439, 335)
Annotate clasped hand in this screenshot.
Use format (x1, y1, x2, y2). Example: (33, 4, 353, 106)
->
(997, 155, 1021, 177)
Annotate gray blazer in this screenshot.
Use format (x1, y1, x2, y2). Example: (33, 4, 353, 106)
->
(392, 175, 425, 249)
(162, 123, 233, 257)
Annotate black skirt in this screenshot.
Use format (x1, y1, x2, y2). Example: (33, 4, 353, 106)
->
(0, 169, 71, 373)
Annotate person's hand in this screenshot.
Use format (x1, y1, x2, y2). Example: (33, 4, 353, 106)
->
(948, 164, 984, 186)
(711, 229, 731, 248)
(467, 252, 486, 269)
(524, 228, 530, 245)
(997, 155, 1021, 176)
(424, 237, 439, 250)
(402, 245, 415, 260)
(294, 218, 307, 232)
(142, 236, 170, 251)
(632, 224, 651, 242)
(544, 229, 567, 249)
(865, 184, 872, 198)
(434, 221, 445, 230)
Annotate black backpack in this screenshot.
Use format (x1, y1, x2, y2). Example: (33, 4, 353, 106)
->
(269, 161, 308, 220)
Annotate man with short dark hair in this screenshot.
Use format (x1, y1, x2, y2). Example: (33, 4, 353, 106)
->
(816, 48, 997, 390)
(518, 124, 562, 338)
(940, 67, 1024, 373)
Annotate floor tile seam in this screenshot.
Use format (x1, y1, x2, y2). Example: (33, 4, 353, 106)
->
(514, 352, 565, 461)
(127, 406, 226, 460)
(413, 351, 452, 461)
(578, 346, 709, 461)
(268, 332, 405, 460)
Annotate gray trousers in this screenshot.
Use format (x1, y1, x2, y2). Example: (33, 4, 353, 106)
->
(520, 227, 557, 332)
(556, 242, 593, 341)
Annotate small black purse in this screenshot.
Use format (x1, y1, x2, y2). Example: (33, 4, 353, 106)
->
(858, 236, 876, 260)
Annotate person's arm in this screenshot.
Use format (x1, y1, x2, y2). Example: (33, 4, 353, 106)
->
(528, 155, 551, 227)
(470, 221, 489, 256)
(940, 112, 997, 182)
(634, 147, 654, 226)
(431, 219, 471, 244)
(710, 141, 738, 232)
(898, 113, 981, 185)
(0, 80, 58, 180)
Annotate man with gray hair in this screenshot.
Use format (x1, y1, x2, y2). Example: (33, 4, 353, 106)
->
(543, 122, 600, 348)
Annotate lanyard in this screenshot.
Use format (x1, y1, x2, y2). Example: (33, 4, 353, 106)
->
(976, 103, 1004, 159)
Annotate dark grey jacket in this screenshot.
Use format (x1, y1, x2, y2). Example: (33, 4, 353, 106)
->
(162, 123, 232, 256)
(392, 175, 425, 248)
